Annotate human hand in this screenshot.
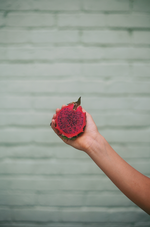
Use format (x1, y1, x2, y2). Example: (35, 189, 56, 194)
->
(50, 106, 100, 152)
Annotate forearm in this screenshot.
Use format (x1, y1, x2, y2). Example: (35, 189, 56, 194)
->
(85, 133, 150, 215)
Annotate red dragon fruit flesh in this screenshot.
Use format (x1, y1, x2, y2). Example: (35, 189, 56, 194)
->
(55, 97, 86, 140)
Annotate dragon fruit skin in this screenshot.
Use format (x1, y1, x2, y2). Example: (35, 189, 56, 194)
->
(55, 102, 86, 139)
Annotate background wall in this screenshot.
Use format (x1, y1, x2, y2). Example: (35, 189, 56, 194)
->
(0, 0, 150, 226)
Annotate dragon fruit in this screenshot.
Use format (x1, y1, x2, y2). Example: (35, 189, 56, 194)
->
(55, 97, 86, 140)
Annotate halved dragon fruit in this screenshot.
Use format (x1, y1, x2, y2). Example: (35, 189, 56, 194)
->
(55, 97, 86, 140)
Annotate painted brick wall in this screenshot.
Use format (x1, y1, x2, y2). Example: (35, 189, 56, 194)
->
(0, 0, 150, 226)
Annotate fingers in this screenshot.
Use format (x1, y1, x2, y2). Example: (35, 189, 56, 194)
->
(51, 105, 66, 123)
(50, 119, 60, 136)
(50, 113, 56, 126)
(56, 108, 60, 114)
(51, 108, 60, 124)
(50, 104, 77, 144)
(50, 117, 69, 143)
(55, 105, 65, 115)
(52, 113, 56, 119)
(50, 118, 55, 128)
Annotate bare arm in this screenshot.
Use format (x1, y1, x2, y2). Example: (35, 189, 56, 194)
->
(51, 108, 150, 215)
(87, 133, 150, 215)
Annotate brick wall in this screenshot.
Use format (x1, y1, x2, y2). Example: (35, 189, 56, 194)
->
(0, 0, 150, 226)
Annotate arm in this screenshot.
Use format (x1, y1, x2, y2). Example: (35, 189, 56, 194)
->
(51, 108, 150, 215)
(87, 133, 150, 215)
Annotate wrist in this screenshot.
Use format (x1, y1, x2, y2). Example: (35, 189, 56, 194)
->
(85, 132, 107, 157)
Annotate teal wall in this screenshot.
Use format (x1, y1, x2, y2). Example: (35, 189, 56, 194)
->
(0, 0, 150, 226)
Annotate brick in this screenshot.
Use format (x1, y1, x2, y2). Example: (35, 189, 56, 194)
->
(0, 96, 33, 109)
(1, 46, 150, 61)
(0, 208, 11, 221)
(9, 207, 107, 222)
(0, 160, 150, 175)
(1, 127, 150, 145)
(0, 0, 81, 11)
(37, 191, 134, 207)
(132, 64, 150, 77)
(0, 29, 30, 43)
(0, 192, 35, 206)
(0, 128, 60, 144)
(1, 80, 150, 94)
(0, 96, 71, 110)
(0, 144, 149, 161)
(0, 63, 81, 76)
(133, 31, 150, 45)
(0, 47, 7, 60)
(37, 193, 84, 206)
(0, 46, 80, 60)
(0, 96, 63, 110)
(82, 30, 131, 44)
(0, 29, 79, 44)
(133, 0, 150, 12)
(92, 112, 150, 127)
(1, 96, 150, 112)
(102, 128, 150, 143)
(0, 176, 116, 191)
(85, 192, 134, 207)
(108, 210, 149, 223)
(34, 97, 150, 111)
(107, 13, 150, 28)
(112, 145, 150, 159)
(124, 47, 150, 60)
(0, 223, 147, 227)
(58, 14, 106, 27)
(82, 63, 130, 76)
(0, 0, 33, 10)
(20, 223, 150, 227)
(33, 0, 80, 11)
(83, 0, 130, 11)
(59, 208, 148, 222)
(31, 30, 79, 43)
(0, 159, 100, 175)
(0, 112, 51, 126)
(12, 207, 60, 222)
(0, 128, 52, 144)
(6, 13, 55, 27)
(34, 96, 150, 111)
(0, 12, 5, 26)
(0, 145, 87, 160)
(80, 47, 150, 60)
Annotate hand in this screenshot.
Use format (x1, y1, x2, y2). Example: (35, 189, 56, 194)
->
(51, 106, 100, 152)
(51, 106, 150, 215)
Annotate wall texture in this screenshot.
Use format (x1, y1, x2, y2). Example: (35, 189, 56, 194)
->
(0, 0, 150, 226)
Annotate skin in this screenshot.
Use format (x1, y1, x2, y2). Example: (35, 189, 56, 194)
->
(51, 106, 150, 215)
